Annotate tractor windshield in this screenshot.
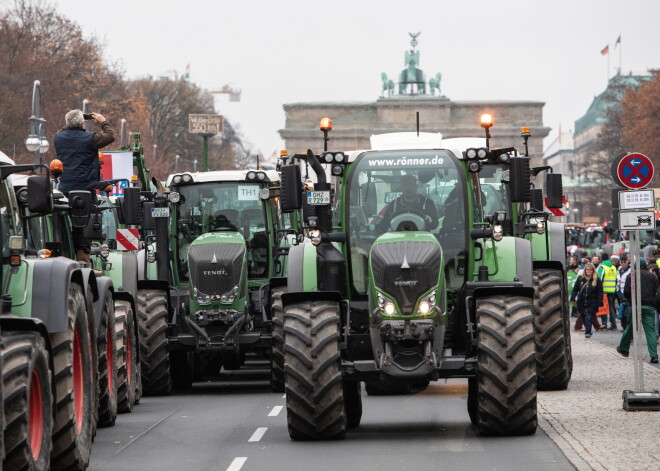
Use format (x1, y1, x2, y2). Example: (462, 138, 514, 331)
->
(346, 150, 466, 296)
(175, 182, 268, 281)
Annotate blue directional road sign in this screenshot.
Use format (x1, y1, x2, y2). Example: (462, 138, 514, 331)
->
(615, 153, 654, 189)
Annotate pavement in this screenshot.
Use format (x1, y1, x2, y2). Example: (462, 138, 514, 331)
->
(537, 323, 660, 471)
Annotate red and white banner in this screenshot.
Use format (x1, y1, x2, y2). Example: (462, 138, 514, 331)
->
(116, 229, 139, 251)
(100, 151, 133, 195)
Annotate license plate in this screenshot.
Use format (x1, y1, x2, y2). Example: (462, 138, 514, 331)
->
(151, 207, 170, 218)
(307, 191, 330, 205)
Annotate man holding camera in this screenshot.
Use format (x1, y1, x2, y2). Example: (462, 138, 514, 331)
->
(54, 109, 115, 265)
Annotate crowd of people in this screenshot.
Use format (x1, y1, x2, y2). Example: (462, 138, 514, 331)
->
(567, 252, 659, 363)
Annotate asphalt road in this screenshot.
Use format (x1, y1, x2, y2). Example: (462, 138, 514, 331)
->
(89, 361, 574, 471)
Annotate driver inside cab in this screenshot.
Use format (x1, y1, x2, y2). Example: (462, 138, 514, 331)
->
(377, 173, 438, 232)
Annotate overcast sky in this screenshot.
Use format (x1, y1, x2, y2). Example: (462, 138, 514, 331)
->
(43, 0, 660, 159)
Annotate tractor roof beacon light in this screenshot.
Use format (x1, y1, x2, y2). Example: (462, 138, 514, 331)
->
(481, 113, 493, 149)
(50, 159, 63, 178)
(320, 117, 333, 152)
(521, 127, 531, 156)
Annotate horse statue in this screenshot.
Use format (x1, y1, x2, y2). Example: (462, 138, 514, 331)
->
(428, 73, 442, 96)
(381, 73, 395, 97)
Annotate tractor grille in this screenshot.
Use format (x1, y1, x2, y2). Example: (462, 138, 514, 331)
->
(189, 243, 244, 295)
(371, 241, 440, 312)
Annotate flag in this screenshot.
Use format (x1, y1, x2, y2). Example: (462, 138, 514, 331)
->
(615, 35, 621, 48)
(600, 44, 609, 55)
(182, 63, 190, 79)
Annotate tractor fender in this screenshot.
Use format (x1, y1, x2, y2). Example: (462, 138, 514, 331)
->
(286, 242, 318, 292)
(113, 291, 136, 319)
(30, 257, 92, 333)
(282, 291, 343, 309)
(532, 260, 564, 274)
(514, 237, 533, 287)
(469, 284, 535, 300)
(92, 275, 115, 334)
(547, 221, 566, 267)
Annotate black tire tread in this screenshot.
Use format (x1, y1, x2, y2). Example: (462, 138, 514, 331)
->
(1, 333, 53, 471)
(533, 269, 571, 390)
(476, 295, 537, 436)
(97, 293, 118, 427)
(137, 289, 171, 396)
(114, 300, 137, 413)
(284, 301, 346, 440)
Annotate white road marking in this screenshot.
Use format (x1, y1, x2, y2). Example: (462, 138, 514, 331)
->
(268, 405, 283, 417)
(248, 427, 268, 442)
(227, 457, 247, 471)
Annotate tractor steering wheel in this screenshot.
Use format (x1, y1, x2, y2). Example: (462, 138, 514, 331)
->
(389, 209, 428, 232)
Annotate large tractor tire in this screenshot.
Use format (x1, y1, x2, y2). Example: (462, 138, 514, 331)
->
(1, 333, 53, 470)
(343, 380, 362, 429)
(532, 269, 572, 391)
(50, 283, 95, 470)
(97, 293, 118, 427)
(114, 300, 137, 413)
(283, 301, 346, 440)
(475, 295, 537, 436)
(270, 287, 287, 392)
(137, 289, 171, 396)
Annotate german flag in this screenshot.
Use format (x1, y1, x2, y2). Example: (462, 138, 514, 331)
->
(601, 44, 609, 55)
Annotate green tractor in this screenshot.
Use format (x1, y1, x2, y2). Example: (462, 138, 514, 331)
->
(443, 115, 571, 391)
(137, 169, 288, 393)
(0, 153, 99, 470)
(279, 129, 540, 439)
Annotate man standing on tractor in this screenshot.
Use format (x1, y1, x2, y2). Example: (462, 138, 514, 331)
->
(54, 109, 115, 265)
(377, 173, 438, 232)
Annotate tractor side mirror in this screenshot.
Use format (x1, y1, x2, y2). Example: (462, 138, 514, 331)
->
(121, 186, 142, 225)
(530, 188, 544, 211)
(280, 164, 302, 213)
(545, 173, 563, 209)
(508, 157, 531, 203)
(27, 175, 53, 214)
(83, 205, 103, 240)
(68, 191, 92, 228)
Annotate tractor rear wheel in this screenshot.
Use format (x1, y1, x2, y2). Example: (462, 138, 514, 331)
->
(97, 293, 118, 427)
(284, 301, 346, 440)
(270, 287, 286, 392)
(50, 283, 95, 470)
(343, 380, 362, 429)
(114, 300, 137, 413)
(475, 295, 537, 436)
(533, 269, 571, 390)
(1, 333, 53, 470)
(137, 289, 171, 396)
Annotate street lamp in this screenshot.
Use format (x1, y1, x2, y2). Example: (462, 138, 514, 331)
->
(175, 154, 180, 172)
(25, 80, 49, 167)
(193, 159, 198, 172)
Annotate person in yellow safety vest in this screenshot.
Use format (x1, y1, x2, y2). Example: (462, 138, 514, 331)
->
(598, 253, 619, 330)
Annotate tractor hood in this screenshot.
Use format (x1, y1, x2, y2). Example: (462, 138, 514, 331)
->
(188, 232, 246, 302)
(369, 232, 443, 316)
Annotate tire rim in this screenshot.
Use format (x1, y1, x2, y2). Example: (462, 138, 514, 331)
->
(106, 324, 114, 397)
(29, 368, 44, 460)
(126, 326, 132, 385)
(73, 326, 84, 434)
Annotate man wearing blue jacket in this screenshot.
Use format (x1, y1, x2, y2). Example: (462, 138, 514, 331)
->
(54, 109, 115, 265)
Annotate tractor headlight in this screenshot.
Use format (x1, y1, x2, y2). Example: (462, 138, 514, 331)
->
(246, 171, 256, 180)
(194, 287, 212, 304)
(377, 292, 398, 316)
(37, 249, 52, 259)
(333, 152, 346, 163)
(384, 303, 396, 316)
(220, 284, 240, 303)
(257, 171, 266, 181)
(182, 173, 193, 183)
(168, 192, 181, 203)
(417, 290, 437, 315)
(147, 250, 156, 263)
(493, 225, 504, 241)
(536, 221, 545, 235)
(309, 229, 321, 246)
(466, 148, 478, 160)
(477, 148, 489, 159)
(100, 244, 110, 258)
(172, 175, 182, 185)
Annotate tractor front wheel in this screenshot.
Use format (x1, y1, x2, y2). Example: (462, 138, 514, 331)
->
(284, 301, 346, 440)
(475, 295, 537, 436)
(137, 289, 171, 396)
(114, 300, 137, 412)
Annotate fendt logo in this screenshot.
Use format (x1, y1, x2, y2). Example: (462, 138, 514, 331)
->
(394, 280, 418, 287)
(203, 269, 228, 276)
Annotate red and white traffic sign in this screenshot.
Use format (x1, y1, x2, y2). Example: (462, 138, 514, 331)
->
(615, 153, 654, 189)
(116, 228, 139, 251)
(545, 195, 567, 216)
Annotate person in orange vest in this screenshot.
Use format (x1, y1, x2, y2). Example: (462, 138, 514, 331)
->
(598, 252, 618, 330)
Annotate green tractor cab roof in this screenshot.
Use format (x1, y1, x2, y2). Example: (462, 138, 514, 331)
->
(166, 169, 280, 187)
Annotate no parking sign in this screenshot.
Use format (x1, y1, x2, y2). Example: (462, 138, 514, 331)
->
(611, 153, 654, 189)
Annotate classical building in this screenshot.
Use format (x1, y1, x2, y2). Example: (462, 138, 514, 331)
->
(279, 34, 550, 168)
